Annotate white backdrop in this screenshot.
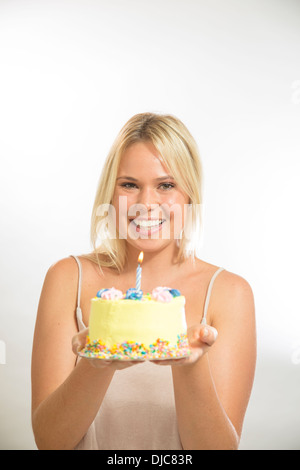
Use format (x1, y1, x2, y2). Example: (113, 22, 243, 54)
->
(0, 0, 300, 450)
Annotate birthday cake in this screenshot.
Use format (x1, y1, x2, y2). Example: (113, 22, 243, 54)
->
(80, 287, 191, 361)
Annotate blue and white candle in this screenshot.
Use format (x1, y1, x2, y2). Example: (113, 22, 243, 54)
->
(136, 251, 144, 291)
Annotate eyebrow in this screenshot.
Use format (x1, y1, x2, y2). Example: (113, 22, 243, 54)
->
(116, 175, 175, 182)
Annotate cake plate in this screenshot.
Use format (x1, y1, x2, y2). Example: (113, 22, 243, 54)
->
(78, 350, 191, 362)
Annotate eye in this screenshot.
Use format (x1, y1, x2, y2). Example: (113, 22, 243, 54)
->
(159, 182, 175, 190)
(120, 182, 138, 189)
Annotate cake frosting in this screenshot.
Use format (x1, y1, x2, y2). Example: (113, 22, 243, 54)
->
(80, 287, 191, 361)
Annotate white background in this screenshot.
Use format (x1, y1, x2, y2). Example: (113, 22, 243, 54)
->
(0, 0, 300, 450)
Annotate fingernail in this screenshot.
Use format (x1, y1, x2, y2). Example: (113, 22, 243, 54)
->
(202, 327, 209, 338)
(211, 327, 218, 340)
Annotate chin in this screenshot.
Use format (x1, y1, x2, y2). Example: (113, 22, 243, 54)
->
(125, 237, 176, 253)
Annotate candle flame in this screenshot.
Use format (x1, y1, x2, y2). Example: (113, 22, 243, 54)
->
(138, 251, 144, 264)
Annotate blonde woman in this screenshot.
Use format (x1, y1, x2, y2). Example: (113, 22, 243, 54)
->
(31, 113, 256, 450)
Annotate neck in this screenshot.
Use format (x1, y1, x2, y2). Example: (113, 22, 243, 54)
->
(124, 242, 182, 275)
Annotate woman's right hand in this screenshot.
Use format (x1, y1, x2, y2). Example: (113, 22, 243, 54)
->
(72, 328, 145, 370)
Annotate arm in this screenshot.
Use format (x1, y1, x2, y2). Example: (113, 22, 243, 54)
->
(31, 258, 115, 450)
(171, 272, 256, 450)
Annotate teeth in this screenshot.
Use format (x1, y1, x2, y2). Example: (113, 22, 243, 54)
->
(134, 219, 163, 228)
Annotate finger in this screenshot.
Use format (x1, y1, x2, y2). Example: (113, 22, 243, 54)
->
(111, 359, 146, 370)
(88, 358, 113, 368)
(150, 357, 188, 366)
(188, 324, 201, 342)
(72, 328, 89, 355)
(150, 360, 172, 366)
(200, 326, 218, 346)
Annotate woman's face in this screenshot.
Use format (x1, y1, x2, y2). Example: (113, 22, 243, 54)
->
(112, 141, 189, 253)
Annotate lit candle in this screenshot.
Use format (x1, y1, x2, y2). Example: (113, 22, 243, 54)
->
(136, 251, 144, 291)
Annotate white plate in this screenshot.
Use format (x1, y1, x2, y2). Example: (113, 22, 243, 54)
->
(78, 350, 191, 362)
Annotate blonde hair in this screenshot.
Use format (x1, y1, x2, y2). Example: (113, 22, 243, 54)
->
(87, 112, 203, 271)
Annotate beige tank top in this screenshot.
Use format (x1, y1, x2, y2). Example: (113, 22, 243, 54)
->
(71, 256, 224, 450)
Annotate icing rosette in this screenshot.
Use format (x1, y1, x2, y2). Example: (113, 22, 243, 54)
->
(100, 287, 123, 300)
(96, 288, 108, 298)
(151, 287, 174, 302)
(125, 288, 143, 300)
(95, 286, 181, 302)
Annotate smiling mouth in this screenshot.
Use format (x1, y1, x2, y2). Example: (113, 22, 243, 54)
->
(130, 218, 166, 230)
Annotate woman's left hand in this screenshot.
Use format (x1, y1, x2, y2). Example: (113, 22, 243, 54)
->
(151, 324, 218, 366)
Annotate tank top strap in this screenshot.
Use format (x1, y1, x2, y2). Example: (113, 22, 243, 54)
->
(201, 267, 225, 325)
(70, 255, 86, 331)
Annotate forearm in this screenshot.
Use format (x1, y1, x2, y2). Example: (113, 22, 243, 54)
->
(172, 355, 239, 450)
(32, 359, 114, 450)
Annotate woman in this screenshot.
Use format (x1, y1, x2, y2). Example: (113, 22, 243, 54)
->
(31, 112, 256, 450)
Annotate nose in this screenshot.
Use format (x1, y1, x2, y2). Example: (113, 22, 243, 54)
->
(137, 186, 159, 210)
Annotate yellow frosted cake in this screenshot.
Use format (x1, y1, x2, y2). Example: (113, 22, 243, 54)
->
(80, 287, 191, 360)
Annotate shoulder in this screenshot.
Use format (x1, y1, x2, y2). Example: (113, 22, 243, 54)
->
(190, 258, 253, 295)
(209, 268, 255, 328)
(42, 255, 112, 305)
(37, 257, 82, 316)
(43, 256, 79, 290)
(47, 256, 79, 276)
(214, 269, 254, 300)
(44, 254, 101, 284)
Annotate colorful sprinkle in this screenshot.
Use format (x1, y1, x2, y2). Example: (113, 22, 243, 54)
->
(80, 334, 191, 360)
